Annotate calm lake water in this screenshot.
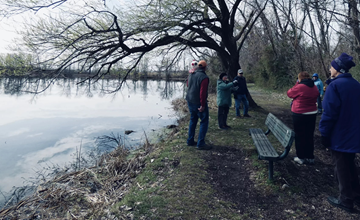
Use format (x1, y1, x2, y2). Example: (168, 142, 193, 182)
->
(0, 78, 185, 196)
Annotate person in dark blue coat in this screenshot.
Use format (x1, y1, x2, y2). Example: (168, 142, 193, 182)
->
(319, 52, 360, 213)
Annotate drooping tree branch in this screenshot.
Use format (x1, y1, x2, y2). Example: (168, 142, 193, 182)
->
(0, 0, 263, 103)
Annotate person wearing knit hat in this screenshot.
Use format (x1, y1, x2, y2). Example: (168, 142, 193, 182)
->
(319, 52, 360, 213)
(330, 53, 356, 75)
(219, 72, 227, 80)
(216, 73, 238, 129)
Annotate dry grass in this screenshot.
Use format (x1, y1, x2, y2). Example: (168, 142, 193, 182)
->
(0, 140, 154, 219)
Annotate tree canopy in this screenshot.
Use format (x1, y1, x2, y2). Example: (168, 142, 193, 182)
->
(0, 0, 267, 82)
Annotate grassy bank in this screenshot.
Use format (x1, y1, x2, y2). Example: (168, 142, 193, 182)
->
(1, 84, 359, 219)
(113, 84, 359, 219)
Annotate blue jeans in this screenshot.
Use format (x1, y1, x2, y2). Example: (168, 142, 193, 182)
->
(187, 101, 209, 147)
(235, 94, 249, 116)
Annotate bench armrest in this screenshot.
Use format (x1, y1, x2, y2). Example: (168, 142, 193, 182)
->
(278, 146, 291, 160)
(264, 129, 271, 135)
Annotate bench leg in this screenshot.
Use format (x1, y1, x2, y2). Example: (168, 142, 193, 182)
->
(268, 161, 274, 181)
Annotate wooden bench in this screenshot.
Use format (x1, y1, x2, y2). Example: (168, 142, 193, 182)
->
(249, 113, 295, 180)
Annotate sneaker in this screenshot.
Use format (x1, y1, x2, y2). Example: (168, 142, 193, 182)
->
(197, 145, 212, 150)
(225, 125, 231, 129)
(294, 157, 305, 164)
(219, 126, 228, 130)
(243, 114, 251, 118)
(327, 196, 353, 213)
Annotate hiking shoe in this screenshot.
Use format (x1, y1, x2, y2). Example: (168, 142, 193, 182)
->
(187, 141, 196, 146)
(197, 145, 212, 150)
(294, 157, 305, 164)
(327, 196, 353, 213)
(243, 114, 251, 118)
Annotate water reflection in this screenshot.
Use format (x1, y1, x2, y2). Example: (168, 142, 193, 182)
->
(0, 77, 187, 99)
(0, 77, 185, 197)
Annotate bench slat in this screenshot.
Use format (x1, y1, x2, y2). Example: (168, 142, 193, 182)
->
(250, 128, 279, 159)
(265, 113, 294, 148)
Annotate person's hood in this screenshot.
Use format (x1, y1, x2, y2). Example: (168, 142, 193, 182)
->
(299, 78, 314, 87)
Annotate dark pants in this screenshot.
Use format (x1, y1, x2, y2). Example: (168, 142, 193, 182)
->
(331, 150, 360, 208)
(218, 105, 229, 127)
(292, 113, 317, 159)
(317, 95, 322, 112)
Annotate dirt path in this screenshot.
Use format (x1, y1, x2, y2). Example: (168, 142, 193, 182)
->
(204, 87, 360, 219)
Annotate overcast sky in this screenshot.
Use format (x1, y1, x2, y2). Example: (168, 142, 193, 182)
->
(0, 17, 20, 53)
(0, 0, 130, 54)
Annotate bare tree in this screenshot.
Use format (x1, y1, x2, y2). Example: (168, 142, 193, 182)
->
(1, 0, 268, 107)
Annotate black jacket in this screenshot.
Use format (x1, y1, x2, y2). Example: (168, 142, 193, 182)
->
(233, 76, 249, 95)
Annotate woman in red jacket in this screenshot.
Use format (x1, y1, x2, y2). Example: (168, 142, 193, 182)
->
(287, 71, 319, 164)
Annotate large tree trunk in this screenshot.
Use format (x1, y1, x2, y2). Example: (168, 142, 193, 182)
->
(349, 0, 360, 61)
(247, 93, 259, 109)
(224, 54, 260, 109)
(227, 58, 240, 80)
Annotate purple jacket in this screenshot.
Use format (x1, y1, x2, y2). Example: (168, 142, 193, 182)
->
(319, 73, 360, 153)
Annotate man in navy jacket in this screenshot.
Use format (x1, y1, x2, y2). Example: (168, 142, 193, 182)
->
(319, 53, 360, 213)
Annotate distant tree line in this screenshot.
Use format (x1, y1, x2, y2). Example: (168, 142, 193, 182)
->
(0, 52, 188, 81)
(0, 53, 36, 76)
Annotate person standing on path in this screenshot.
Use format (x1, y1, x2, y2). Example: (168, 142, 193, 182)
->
(185, 60, 211, 150)
(217, 73, 238, 130)
(287, 71, 319, 165)
(319, 53, 360, 213)
(233, 69, 251, 118)
(312, 73, 324, 114)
